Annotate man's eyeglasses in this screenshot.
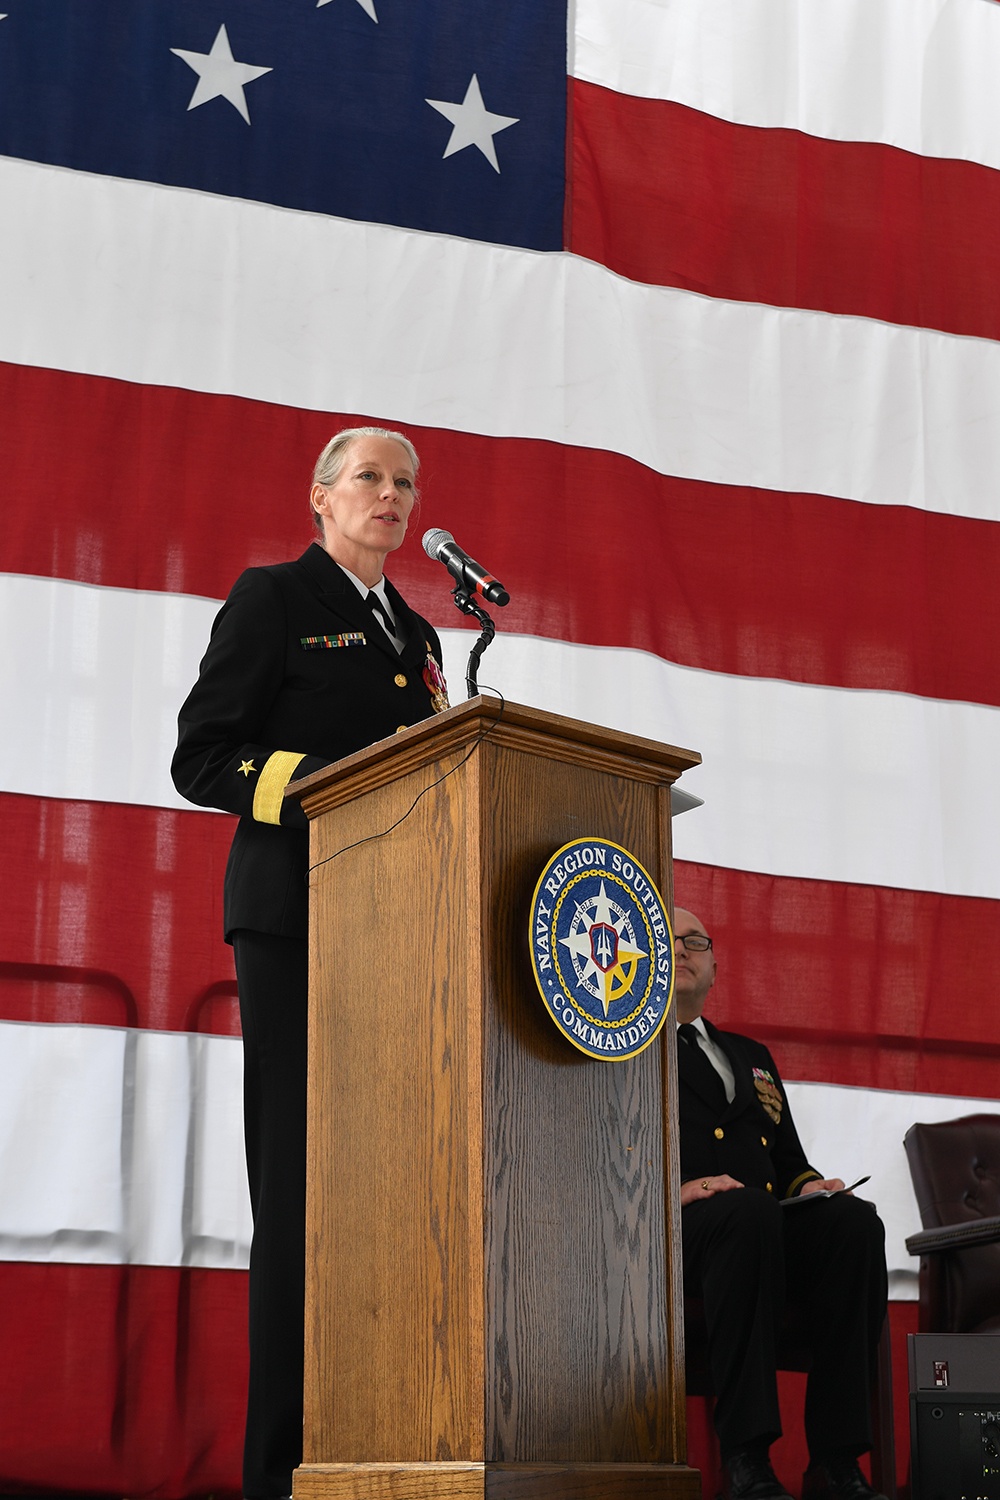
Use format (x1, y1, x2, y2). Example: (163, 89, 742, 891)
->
(674, 933, 713, 953)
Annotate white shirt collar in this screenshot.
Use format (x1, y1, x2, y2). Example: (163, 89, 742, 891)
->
(687, 1016, 736, 1104)
(339, 563, 386, 607)
(338, 565, 403, 651)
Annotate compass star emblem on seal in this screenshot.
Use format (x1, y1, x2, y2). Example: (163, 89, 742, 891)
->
(528, 838, 674, 1061)
(559, 880, 650, 1017)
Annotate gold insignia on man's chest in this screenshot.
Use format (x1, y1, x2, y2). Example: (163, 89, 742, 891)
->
(752, 1067, 783, 1125)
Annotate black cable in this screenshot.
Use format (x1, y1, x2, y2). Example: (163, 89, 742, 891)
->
(307, 686, 506, 876)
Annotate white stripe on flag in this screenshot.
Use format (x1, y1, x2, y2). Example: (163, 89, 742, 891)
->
(0, 1011, 988, 1292)
(784, 1079, 999, 1301)
(2, 158, 1000, 522)
(0, 1020, 250, 1268)
(0, 573, 217, 812)
(572, 0, 1000, 170)
(485, 631, 1000, 900)
(4, 573, 1000, 900)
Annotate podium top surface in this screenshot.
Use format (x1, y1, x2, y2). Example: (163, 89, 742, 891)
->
(286, 695, 700, 816)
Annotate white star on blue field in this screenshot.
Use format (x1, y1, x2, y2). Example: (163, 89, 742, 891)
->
(171, 24, 273, 124)
(426, 73, 519, 172)
(0, 0, 566, 249)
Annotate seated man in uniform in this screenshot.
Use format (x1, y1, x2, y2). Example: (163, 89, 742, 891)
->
(674, 907, 888, 1500)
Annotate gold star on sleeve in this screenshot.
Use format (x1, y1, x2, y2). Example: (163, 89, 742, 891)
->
(238, 760, 256, 777)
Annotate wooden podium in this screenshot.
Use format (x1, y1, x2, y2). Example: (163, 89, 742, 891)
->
(287, 698, 701, 1500)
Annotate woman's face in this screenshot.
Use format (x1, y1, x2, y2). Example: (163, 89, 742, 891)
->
(311, 436, 417, 572)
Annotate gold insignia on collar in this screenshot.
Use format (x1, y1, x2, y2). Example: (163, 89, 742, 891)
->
(238, 760, 256, 777)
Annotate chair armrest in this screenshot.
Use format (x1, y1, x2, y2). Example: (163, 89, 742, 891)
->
(906, 1215, 1000, 1256)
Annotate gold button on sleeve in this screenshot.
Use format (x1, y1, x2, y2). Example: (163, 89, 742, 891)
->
(714, 1127, 724, 1140)
(396, 724, 408, 734)
(761, 1135, 768, 1147)
(766, 1182, 773, 1193)
(394, 672, 407, 687)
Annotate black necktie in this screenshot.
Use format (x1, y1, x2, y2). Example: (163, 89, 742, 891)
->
(366, 590, 399, 648)
(678, 1023, 726, 1105)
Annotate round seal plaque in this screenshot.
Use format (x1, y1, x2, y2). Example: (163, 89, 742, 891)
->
(528, 837, 674, 1061)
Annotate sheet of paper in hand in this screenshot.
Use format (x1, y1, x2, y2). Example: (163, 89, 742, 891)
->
(780, 1175, 870, 1206)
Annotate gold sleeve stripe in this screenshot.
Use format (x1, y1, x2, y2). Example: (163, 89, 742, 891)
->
(252, 751, 307, 826)
(786, 1170, 822, 1198)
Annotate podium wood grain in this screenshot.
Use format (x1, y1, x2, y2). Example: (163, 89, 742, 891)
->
(292, 1462, 700, 1497)
(290, 699, 700, 1499)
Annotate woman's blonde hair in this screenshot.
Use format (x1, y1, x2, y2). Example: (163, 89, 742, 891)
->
(311, 426, 419, 535)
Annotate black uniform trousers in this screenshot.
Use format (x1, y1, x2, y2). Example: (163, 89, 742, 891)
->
(682, 1185, 887, 1464)
(233, 929, 309, 1500)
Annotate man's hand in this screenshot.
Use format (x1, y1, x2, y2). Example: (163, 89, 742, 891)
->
(800, 1177, 846, 1195)
(680, 1174, 744, 1207)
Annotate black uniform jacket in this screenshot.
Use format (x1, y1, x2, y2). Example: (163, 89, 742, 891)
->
(171, 542, 446, 942)
(677, 1018, 822, 1200)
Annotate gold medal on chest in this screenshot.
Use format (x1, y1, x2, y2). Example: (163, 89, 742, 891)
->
(422, 643, 450, 713)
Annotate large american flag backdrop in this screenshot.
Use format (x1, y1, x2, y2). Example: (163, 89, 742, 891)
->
(0, 0, 998, 1493)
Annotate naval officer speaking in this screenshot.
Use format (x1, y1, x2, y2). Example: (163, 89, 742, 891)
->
(172, 426, 449, 1500)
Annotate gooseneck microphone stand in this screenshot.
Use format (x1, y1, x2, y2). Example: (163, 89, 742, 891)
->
(450, 584, 497, 697)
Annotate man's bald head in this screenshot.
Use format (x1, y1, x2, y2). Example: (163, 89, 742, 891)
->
(673, 906, 717, 1023)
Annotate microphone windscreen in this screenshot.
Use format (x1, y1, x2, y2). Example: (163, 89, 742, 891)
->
(422, 527, 454, 560)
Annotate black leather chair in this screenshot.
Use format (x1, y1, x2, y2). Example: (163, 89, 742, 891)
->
(904, 1114, 1000, 1333)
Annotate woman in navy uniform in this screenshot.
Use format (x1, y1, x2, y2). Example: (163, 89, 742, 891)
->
(172, 428, 449, 1500)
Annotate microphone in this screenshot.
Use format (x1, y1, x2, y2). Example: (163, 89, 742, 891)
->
(422, 528, 510, 606)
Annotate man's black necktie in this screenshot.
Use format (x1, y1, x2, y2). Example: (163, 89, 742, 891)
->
(678, 1023, 726, 1106)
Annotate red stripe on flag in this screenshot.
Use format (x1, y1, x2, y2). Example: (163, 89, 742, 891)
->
(0, 1242, 916, 1500)
(0, 792, 237, 1035)
(3, 787, 999, 1099)
(569, 78, 1000, 341)
(675, 860, 1000, 1098)
(0, 1261, 244, 1498)
(4, 363, 999, 706)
